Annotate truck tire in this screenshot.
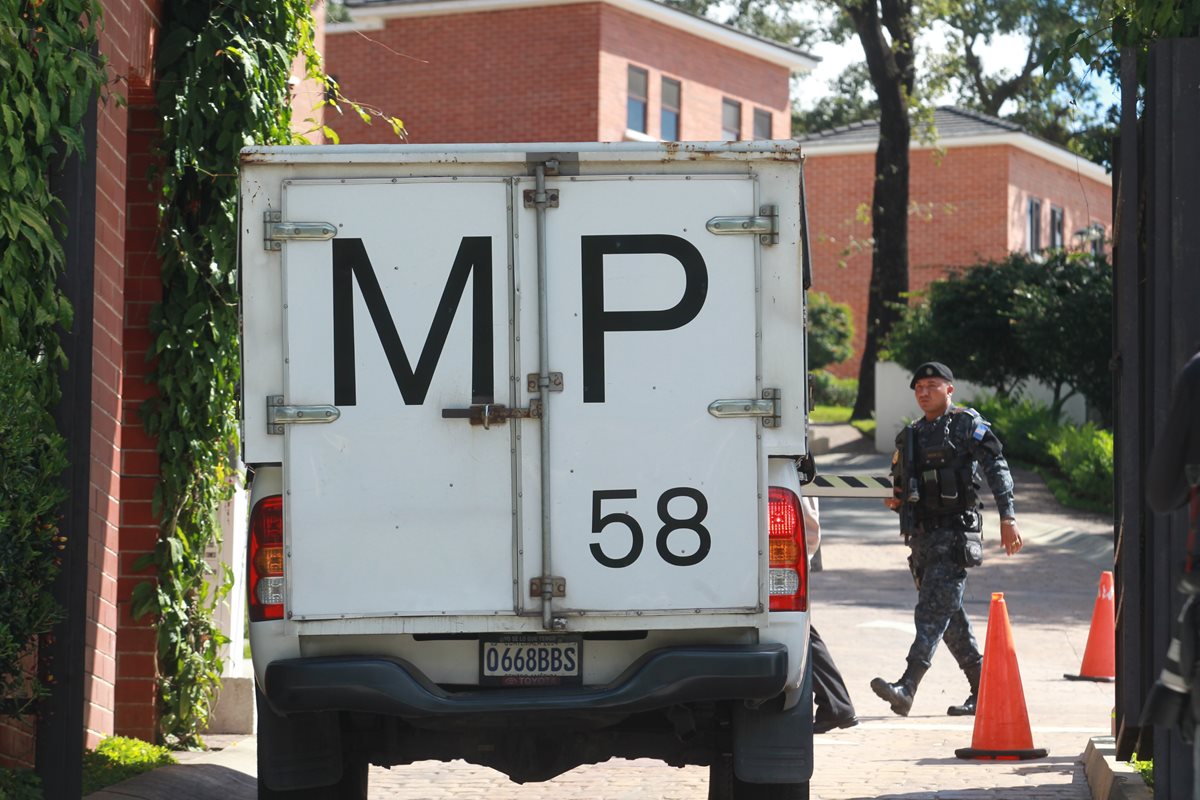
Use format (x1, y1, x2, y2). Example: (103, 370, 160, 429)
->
(257, 758, 367, 800)
(708, 755, 809, 800)
(256, 683, 368, 799)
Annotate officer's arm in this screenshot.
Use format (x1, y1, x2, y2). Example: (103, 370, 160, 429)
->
(968, 422, 1016, 520)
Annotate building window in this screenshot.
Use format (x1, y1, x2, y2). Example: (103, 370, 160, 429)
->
(753, 108, 773, 139)
(661, 78, 681, 141)
(627, 66, 648, 134)
(1026, 198, 1042, 254)
(722, 98, 742, 140)
(1090, 223, 1105, 257)
(1049, 206, 1065, 249)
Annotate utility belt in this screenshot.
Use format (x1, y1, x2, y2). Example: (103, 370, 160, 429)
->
(912, 510, 983, 568)
(916, 510, 975, 531)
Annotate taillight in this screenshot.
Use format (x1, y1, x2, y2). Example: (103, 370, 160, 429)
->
(249, 495, 284, 621)
(768, 487, 807, 611)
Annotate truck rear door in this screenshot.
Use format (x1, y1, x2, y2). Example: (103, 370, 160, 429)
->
(280, 179, 516, 620)
(515, 174, 764, 617)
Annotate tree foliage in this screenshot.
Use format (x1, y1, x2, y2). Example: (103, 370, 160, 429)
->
(0, 0, 106, 708)
(792, 0, 1115, 164)
(884, 251, 1113, 422)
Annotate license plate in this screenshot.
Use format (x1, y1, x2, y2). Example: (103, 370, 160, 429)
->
(479, 635, 582, 687)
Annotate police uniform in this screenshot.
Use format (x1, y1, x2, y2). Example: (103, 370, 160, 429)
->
(872, 362, 1016, 717)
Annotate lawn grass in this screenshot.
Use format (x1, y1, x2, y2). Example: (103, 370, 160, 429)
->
(809, 404, 851, 424)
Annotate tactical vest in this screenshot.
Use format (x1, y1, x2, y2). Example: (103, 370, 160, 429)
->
(902, 412, 981, 519)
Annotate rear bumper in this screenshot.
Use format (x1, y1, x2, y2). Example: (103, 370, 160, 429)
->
(264, 643, 788, 718)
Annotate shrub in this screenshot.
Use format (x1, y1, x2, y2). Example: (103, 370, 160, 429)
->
(810, 370, 858, 407)
(81, 736, 176, 796)
(0, 350, 69, 705)
(971, 395, 1061, 469)
(1048, 424, 1114, 509)
(807, 291, 854, 370)
(971, 394, 1113, 513)
(0, 767, 42, 800)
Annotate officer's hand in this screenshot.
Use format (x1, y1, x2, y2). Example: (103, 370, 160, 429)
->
(884, 497, 902, 511)
(1000, 518, 1023, 555)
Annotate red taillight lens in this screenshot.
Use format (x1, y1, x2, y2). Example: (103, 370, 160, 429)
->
(248, 495, 284, 621)
(768, 486, 807, 611)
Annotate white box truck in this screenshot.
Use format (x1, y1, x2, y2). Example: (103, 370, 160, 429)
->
(239, 142, 816, 799)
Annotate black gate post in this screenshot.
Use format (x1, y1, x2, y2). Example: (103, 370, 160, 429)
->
(1122, 37, 1200, 796)
(35, 81, 98, 800)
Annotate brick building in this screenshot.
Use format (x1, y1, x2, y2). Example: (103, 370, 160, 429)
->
(325, 0, 816, 144)
(798, 106, 1113, 378)
(0, 3, 324, 789)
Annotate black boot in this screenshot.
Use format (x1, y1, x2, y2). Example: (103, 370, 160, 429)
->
(947, 660, 981, 716)
(870, 661, 928, 717)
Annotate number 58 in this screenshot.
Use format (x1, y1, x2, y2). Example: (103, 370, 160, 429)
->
(590, 488, 711, 568)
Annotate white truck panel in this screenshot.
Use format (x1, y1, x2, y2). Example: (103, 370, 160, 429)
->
(279, 179, 516, 619)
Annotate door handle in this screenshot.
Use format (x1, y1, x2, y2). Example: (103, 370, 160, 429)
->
(441, 402, 542, 430)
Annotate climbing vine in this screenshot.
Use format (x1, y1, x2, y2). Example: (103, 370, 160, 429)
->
(0, 1, 106, 709)
(133, 1, 401, 746)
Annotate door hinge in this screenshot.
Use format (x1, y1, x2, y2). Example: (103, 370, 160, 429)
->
(266, 395, 341, 435)
(707, 388, 781, 427)
(523, 188, 560, 208)
(440, 401, 542, 430)
(530, 576, 566, 598)
(527, 372, 563, 392)
(705, 204, 778, 245)
(263, 211, 338, 251)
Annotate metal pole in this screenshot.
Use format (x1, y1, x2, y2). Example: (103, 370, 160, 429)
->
(533, 163, 559, 630)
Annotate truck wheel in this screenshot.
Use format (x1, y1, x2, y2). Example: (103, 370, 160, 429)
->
(257, 758, 368, 799)
(708, 755, 809, 800)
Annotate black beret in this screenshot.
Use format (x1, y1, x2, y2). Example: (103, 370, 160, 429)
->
(910, 361, 954, 389)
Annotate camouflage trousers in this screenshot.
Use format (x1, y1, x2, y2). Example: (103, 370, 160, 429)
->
(905, 526, 983, 671)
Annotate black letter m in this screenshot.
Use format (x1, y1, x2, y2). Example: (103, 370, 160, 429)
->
(332, 237, 493, 406)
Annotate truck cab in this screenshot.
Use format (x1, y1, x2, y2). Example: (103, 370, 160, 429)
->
(239, 141, 815, 799)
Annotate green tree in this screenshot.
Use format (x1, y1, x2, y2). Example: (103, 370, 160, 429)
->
(884, 251, 1113, 420)
(883, 257, 1038, 396)
(807, 291, 856, 369)
(1012, 253, 1113, 422)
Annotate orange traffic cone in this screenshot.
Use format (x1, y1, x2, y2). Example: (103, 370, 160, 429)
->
(955, 592, 1048, 761)
(1064, 571, 1115, 682)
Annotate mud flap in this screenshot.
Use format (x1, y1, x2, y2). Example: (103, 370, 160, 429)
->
(732, 657, 813, 783)
(256, 683, 344, 791)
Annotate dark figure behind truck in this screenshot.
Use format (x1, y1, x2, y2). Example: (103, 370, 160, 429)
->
(873, 362, 1024, 717)
(1142, 349, 1200, 799)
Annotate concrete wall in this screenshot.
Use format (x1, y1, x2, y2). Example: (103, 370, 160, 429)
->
(873, 360, 1088, 454)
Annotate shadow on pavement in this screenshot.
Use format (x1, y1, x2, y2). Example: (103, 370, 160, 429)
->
(85, 763, 256, 800)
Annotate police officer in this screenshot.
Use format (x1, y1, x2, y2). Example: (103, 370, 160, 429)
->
(872, 362, 1023, 717)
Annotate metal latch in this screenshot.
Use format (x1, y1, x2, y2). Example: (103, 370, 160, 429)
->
(266, 395, 341, 435)
(705, 205, 778, 245)
(707, 388, 781, 428)
(440, 402, 543, 430)
(263, 211, 338, 251)
(529, 576, 566, 598)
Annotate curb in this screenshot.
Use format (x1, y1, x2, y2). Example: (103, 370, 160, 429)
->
(1083, 736, 1154, 800)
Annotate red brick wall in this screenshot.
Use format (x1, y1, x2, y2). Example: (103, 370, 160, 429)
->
(1007, 147, 1112, 255)
(325, 5, 602, 143)
(597, 5, 789, 141)
(804, 143, 1111, 379)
